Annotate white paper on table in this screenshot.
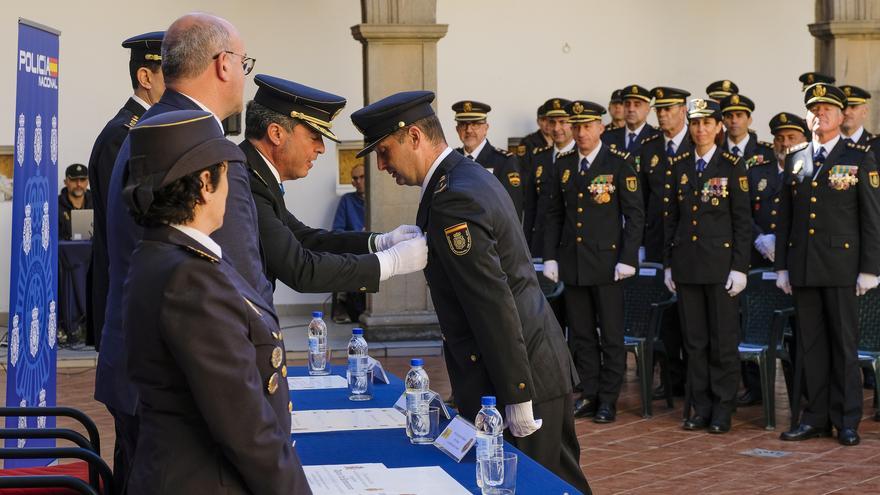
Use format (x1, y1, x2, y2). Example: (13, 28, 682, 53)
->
(304, 463, 396, 495)
(291, 408, 406, 433)
(385, 467, 471, 495)
(287, 375, 348, 390)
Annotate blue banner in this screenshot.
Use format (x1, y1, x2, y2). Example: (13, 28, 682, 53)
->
(5, 19, 60, 468)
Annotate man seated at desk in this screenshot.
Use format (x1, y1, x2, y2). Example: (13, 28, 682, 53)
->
(59, 163, 93, 240)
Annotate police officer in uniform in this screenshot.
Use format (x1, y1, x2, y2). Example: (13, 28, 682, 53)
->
(720, 94, 776, 169)
(664, 98, 752, 434)
(58, 164, 94, 241)
(606, 89, 625, 132)
(87, 31, 164, 349)
(542, 101, 644, 422)
(602, 85, 660, 155)
(241, 74, 425, 293)
(351, 92, 590, 494)
(638, 87, 692, 400)
(705, 80, 739, 102)
(520, 102, 553, 157)
(799, 72, 835, 91)
(452, 100, 523, 218)
(738, 112, 810, 407)
(840, 85, 874, 145)
(776, 83, 880, 446)
(122, 110, 309, 494)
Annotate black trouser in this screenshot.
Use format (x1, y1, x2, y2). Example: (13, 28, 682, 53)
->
(677, 283, 740, 422)
(509, 394, 591, 495)
(106, 406, 139, 495)
(564, 283, 625, 405)
(343, 291, 366, 322)
(792, 286, 862, 430)
(658, 308, 687, 393)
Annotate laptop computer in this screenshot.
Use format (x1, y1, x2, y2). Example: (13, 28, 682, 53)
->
(70, 208, 93, 240)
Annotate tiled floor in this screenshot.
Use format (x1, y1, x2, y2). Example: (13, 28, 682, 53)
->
(2, 354, 879, 494)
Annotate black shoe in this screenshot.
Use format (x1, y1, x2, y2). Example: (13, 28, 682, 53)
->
(736, 390, 762, 407)
(573, 397, 598, 418)
(593, 403, 616, 423)
(780, 424, 832, 441)
(683, 415, 710, 431)
(838, 428, 860, 446)
(708, 419, 731, 434)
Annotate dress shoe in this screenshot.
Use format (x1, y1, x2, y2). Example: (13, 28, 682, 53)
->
(682, 415, 709, 431)
(593, 403, 616, 423)
(573, 397, 598, 418)
(708, 419, 731, 434)
(780, 424, 832, 441)
(838, 428, 860, 446)
(736, 390, 762, 407)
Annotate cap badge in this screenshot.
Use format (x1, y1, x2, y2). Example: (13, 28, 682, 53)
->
(731, 94, 740, 104)
(780, 113, 788, 123)
(695, 99, 707, 110)
(722, 80, 731, 91)
(572, 102, 584, 114)
(807, 74, 815, 84)
(655, 88, 664, 98)
(844, 87, 852, 96)
(814, 85, 827, 97)
(552, 99, 561, 110)
(463, 101, 473, 112)
(630, 85, 638, 94)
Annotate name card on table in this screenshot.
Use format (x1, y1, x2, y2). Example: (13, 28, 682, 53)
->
(367, 356, 390, 384)
(433, 415, 477, 463)
(393, 391, 451, 420)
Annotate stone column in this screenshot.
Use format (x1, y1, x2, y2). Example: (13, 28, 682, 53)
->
(810, 0, 880, 130)
(352, 0, 448, 340)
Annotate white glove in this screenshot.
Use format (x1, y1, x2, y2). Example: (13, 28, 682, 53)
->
(856, 273, 880, 296)
(374, 224, 422, 251)
(543, 260, 559, 283)
(776, 270, 792, 295)
(614, 263, 636, 281)
(754, 234, 776, 262)
(664, 267, 676, 293)
(725, 270, 747, 297)
(505, 400, 543, 438)
(375, 234, 428, 281)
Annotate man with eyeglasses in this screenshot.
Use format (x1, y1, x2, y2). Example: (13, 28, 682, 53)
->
(451, 100, 523, 219)
(601, 85, 660, 155)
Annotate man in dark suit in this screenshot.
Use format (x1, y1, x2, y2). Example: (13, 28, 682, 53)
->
(87, 31, 163, 350)
(601, 84, 660, 155)
(542, 100, 644, 423)
(241, 74, 426, 291)
(520, 102, 553, 157)
(720, 94, 776, 170)
(351, 91, 590, 495)
(451, 100, 523, 218)
(840, 85, 874, 145)
(776, 83, 880, 446)
(637, 87, 692, 400)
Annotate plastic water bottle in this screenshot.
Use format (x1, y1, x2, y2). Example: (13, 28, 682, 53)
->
(347, 328, 370, 400)
(405, 358, 431, 443)
(474, 396, 505, 490)
(307, 311, 329, 375)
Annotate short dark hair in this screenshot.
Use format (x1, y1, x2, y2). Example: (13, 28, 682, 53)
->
(131, 163, 225, 227)
(393, 115, 446, 145)
(129, 61, 162, 91)
(244, 100, 299, 140)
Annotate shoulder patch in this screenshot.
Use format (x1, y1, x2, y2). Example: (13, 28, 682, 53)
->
(721, 151, 742, 166)
(435, 174, 448, 194)
(557, 148, 576, 159)
(507, 172, 521, 187)
(641, 133, 661, 145)
(608, 147, 631, 160)
(846, 140, 870, 153)
(183, 245, 220, 264)
(494, 146, 513, 157)
(786, 142, 809, 155)
(443, 222, 471, 256)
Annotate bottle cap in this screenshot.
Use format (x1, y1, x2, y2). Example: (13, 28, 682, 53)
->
(312, 311, 323, 318)
(410, 358, 423, 367)
(352, 327, 364, 335)
(481, 396, 496, 407)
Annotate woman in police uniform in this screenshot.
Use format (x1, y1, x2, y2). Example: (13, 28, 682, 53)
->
(121, 110, 310, 494)
(663, 99, 752, 434)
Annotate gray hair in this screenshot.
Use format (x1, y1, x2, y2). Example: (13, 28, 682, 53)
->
(162, 14, 231, 84)
(244, 100, 299, 140)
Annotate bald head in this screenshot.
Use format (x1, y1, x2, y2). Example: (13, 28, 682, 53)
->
(162, 13, 236, 85)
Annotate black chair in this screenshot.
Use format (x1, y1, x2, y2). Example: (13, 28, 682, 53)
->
(622, 262, 676, 418)
(0, 406, 111, 494)
(857, 288, 880, 412)
(737, 269, 794, 430)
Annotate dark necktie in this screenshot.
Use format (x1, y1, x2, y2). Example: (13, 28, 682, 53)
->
(627, 132, 637, 151)
(732, 145, 741, 157)
(666, 140, 675, 157)
(814, 147, 826, 166)
(279, 182, 285, 194)
(696, 158, 707, 173)
(466, 154, 474, 160)
(580, 157, 590, 174)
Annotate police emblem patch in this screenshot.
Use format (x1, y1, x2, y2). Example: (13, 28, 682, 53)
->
(535, 165, 543, 178)
(516, 144, 526, 156)
(508, 172, 521, 187)
(561, 169, 570, 184)
(871, 171, 879, 188)
(444, 223, 472, 256)
(626, 176, 638, 192)
(680, 174, 688, 185)
(739, 176, 749, 192)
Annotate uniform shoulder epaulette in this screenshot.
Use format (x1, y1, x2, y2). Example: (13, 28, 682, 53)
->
(494, 146, 513, 157)
(557, 148, 576, 158)
(533, 145, 551, 155)
(786, 142, 810, 155)
(846, 140, 871, 153)
(640, 133, 661, 145)
(434, 173, 449, 194)
(454, 147, 464, 155)
(670, 151, 692, 164)
(248, 166, 269, 188)
(182, 245, 220, 264)
(608, 147, 631, 160)
(124, 114, 139, 129)
(758, 140, 774, 148)
(721, 151, 741, 165)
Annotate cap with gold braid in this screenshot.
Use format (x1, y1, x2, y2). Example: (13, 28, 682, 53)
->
(542, 97, 572, 118)
(609, 89, 624, 105)
(622, 84, 651, 103)
(839, 85, 871, 106)
(803, 83, 847, 110)
(705, 80, 738, 101)
(565, 100, 606, 124)
(769, 112, 810, 138)
(122, 31, 164, 63)
(687, 98, 722, 121)
(720, 93, 755, 114)
(799, 72, 835, 91)
(350, 90, 436, 158)
(651, 87, 690, 108)
(253, 74, 346, 143)
(451, 100, 491, 122)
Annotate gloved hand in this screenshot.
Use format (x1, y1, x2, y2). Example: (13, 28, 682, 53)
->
(776, 270, 792, 295)
(754, 234, 776, 262)
(614, 263, 636, 281)
(375, 234, 428, 281)
(856, 273, 880, 296)
(543, 260, 559, 283)
(664, 267, 676, 293)
(725, 270, 747, 297)
(505, 401, 543, 438)
(375, 225, 422, 251)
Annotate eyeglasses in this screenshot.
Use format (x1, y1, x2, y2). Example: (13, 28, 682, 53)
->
(456, 121, 487, 129)
(213, 50, 256, 75)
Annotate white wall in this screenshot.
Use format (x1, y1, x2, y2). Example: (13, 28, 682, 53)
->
(0, 0, 815, 312)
